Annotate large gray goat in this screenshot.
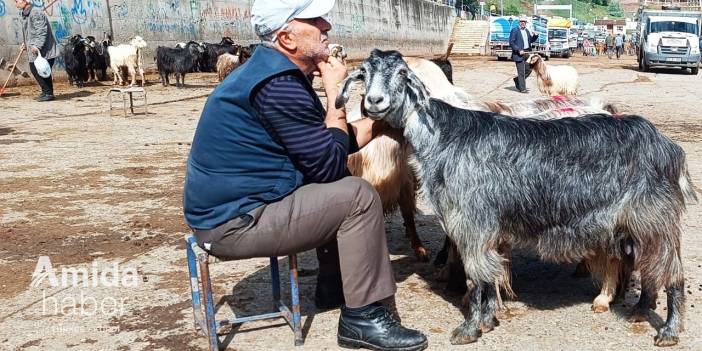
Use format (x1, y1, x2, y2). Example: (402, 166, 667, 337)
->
(347, 57, 621, 312)
(336, 49, 697, 347)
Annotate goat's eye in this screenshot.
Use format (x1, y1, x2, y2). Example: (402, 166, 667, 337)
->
(399, 68, 408, 76)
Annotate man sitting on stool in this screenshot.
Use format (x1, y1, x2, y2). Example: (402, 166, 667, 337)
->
(509, 16, 539, 93)
(183, 0, 428, 350)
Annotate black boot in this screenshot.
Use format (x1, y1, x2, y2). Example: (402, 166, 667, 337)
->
(338, 303, 428, 351)
(315, 240, 345, 310)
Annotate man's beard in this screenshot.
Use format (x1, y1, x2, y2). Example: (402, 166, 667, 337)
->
(302, 34, 330, 63)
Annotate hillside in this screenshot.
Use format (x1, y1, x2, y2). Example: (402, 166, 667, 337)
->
(483, 0, 628, 23)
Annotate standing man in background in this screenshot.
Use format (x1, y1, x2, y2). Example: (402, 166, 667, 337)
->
(509, 16, 538, 93)
(16, 0, 58, 101)
(606, 31, 615, 59)
(615, 33, 624, 59)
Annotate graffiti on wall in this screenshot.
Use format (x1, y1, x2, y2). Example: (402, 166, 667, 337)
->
(350, 13, 365, 33)
(52, 20, 70, 38)
(199, 5, 251, 38)
(139, 1, 198, 38)
(71, 0, 87, 24)
(114, 2, 128, 18)
(0, 0, 6, 18)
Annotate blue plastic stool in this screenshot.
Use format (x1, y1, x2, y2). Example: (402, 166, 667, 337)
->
(185, 235, 303, 350)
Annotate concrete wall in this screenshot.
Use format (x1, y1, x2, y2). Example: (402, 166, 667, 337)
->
(0, 0, 453, 80)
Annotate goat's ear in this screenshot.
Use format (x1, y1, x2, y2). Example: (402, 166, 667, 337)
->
(335, 69, 364, 109)
(405, 70, 429, 107)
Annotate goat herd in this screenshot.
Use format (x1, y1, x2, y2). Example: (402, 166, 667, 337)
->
(59, 35, 696, 346)
(339, 50, 697, 347)
(61, 35, 255, 89)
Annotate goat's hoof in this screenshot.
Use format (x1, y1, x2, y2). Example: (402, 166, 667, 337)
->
(654, 326, 679, 347)
(450, 322, 480, 345)
(414, 247, 429, 262)
(628, 309, 649, 323)
(480, 318, 499, 333)
(591, 296, 611, 313)
(592, 304, 609, 313)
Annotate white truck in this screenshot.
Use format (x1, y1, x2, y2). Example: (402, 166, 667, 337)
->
(637, 5, 701, 74)
(548, 17, 573, 58)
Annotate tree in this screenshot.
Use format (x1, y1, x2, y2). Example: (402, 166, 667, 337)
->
(608, 1, 623, 17)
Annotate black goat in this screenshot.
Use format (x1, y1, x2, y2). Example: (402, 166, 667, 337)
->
(63, 34, 88, 87)
(156, 41, 204, 88)
(200, 40, 239, 72)
(85, 35, 111, 81)
(430, 57, 453, 84)
(239, 43, 261, 65)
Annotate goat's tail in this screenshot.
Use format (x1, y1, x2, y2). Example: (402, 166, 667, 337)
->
(680, 163, 698, 204)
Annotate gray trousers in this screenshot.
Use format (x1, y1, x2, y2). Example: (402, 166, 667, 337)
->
(194, 176, 397, 308)
(514, 60, 529, 92)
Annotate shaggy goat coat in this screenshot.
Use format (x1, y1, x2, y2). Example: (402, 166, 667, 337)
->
(216, 53, 240, 82)
(337, 49, 695, 347)
(528, 54, 579, 96)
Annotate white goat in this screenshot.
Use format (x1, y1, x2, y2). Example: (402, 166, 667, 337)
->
(108, 36, 148, 87)
(527, 53, 579, 96)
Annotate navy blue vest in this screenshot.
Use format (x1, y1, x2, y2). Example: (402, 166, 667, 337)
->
(183, 46, 315, 230)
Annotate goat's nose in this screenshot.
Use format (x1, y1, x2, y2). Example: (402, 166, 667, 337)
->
(366, 95, 384, 105)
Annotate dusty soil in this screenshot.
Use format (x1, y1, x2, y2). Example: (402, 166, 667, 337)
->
(1, 54, 701, 351)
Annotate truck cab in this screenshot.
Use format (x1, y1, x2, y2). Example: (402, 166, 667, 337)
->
(548, 18, 573, 58)
(638, 6, 701, 74)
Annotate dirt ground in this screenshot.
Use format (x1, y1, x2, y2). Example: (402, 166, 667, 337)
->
(1, 54, 701, 351)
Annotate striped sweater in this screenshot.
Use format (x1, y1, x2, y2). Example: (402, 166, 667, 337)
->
(253, 74, 355, 183)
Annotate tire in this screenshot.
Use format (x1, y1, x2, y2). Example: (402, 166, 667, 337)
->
(691, 66, 699, 75)
(640, 52, 649, 72)
(497, 56, 507, 61)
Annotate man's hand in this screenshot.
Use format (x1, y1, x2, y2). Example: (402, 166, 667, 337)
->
(317, 56, 347, 98)
(20, 43, 26, 52)
(317, 56, 348, 132)
(519, 50, 525, 55)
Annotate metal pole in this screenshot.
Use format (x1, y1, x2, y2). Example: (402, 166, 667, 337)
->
(105, 0, 115, 41)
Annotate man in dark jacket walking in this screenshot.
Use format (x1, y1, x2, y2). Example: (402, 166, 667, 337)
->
(183, 0, 428, 350)
(16, 0, 58, 101)
(509, 16, 538, 93)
